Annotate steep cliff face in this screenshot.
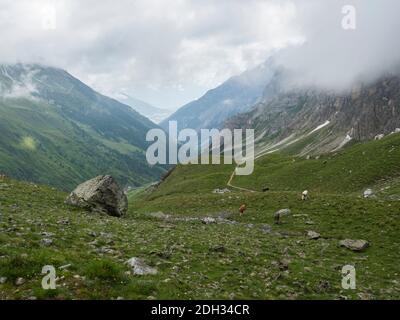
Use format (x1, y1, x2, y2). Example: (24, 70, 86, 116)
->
(226, 74, 400, 156)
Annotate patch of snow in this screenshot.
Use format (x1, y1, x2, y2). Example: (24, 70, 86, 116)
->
(332, 135, 352, 152)
(308, 120, 330, 135)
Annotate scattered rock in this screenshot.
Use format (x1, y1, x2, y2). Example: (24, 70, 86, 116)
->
(65, 175, 128, 217)
(307, 231, 321, 240)
(363, 188, 374, 198)
(358, 292, 374, 300)
(278, 259, 290, 271)
(148, 212, 169, 219)
(15, 277, 25, 286)
(97, 247, 116, 255)
(41, 232, 54, 237)
(316, 280, 331, 293)
(57, 218, 70, 225)
(40, 238, 53, 246)
(87, 230, 97, 238)
(339, 239, 369, 252)
(0, 277, 7, 284)
(213, 188, 231, 194)
(127, 257, 158, 275)
(209, 245, 226, 253)
(374, 134, 385, 140)
(260, 224, 272, 233)
(201, 217, 216, 224)
(59, 264, 72, 270)
(293, 214, 309, 218)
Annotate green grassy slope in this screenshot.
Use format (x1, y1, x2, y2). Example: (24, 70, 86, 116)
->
(1, 176, 400, 299)
(234, 133, 400, 194)
(0, 98, 164, 191)
(0, 64, 167, 190)
(2, 135, 400, 300)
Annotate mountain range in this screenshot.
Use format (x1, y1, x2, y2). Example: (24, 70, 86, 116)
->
(113, 93, 171, 124)
(0, 64, 166, 190)
(226, 73, 400, 156)
(160, 59, 278, 132)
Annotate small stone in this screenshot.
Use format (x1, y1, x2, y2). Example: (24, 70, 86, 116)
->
(339, 239, 369, 252)
(317, 280, 331, 292)
(87, 231, 97, 237)
(148, 212, 169, 219)
(212, 188, 231, 194)
(57, 218, 70, 225)
(363, 189, 374, 198)
(201, 217, 216, 224)
(279, 259, 290, 271)
(0, 276, 7, 284)
(59, 264, 72, 270)
(41, 238, 53, 246)
(209, 245, 226, 253)
(15, 277, 25, 286)
(127, 257, 158, 275)
(307, 231, 321, 240)
(260, 224, 272, 233)
(41, 232, 54, 237)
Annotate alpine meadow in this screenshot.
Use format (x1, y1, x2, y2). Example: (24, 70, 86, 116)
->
(1, 0, 400, 308)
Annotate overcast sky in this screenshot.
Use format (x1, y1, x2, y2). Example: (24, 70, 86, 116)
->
(0, 0, 399, 110)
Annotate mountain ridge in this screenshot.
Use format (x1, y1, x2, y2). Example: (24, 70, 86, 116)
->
(160, 59, 277, 131)
(0, 63, 166, 190)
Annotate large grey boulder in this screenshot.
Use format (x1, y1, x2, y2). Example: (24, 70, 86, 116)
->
(65, 175, 127, 217)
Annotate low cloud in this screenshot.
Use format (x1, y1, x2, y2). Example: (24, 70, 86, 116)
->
(0, 0, 302, 109)
(275, 0, 400, 91)
(0, 0, 399, 107)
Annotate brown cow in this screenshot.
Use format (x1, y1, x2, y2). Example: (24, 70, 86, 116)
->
(239, 204, 247, 216)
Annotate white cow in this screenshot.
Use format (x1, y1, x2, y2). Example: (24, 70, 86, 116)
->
(302, 190, 309, 201)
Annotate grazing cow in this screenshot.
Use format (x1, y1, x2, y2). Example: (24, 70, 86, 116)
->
(239, 204, 247, 216)
(274, 208, 291, 224)
(302, 190, 309, 201)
